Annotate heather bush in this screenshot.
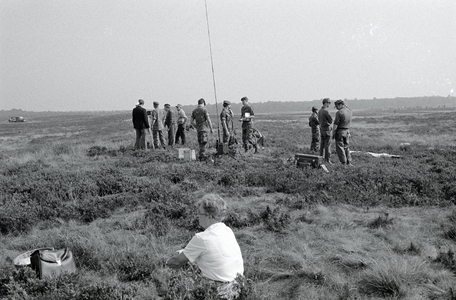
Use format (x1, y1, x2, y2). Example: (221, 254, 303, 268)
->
(260, 206, 291, 232)
(0, 194, 39, 234)
(1, 268, 139, 300)
(434, 249, 456, 273)
(443, 210, 456, 241)
(165, 265, 254, 300)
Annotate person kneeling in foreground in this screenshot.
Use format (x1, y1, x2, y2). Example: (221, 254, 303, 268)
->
(166, 194, 244, 282)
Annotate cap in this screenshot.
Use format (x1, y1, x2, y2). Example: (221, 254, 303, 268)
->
(164, 104, 170, 108)
(223, 100, 231, 106)
(312, 106, 318, 112)
(153, 101, 159, 106)
(137, 99, 144, 105)
(176, 104, 182, 108)
(241, 96, 249, 102)
(322, 98, 330, 104)
(334, 100, 345, 106)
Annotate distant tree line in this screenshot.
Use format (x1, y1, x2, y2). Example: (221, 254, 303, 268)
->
(1, 96, 454, 119)
(203, 96, 456, 115)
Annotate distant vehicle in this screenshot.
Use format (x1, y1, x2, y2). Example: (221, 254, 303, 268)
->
(8, 116, 26, 122)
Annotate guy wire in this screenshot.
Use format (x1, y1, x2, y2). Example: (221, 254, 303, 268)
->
(204, 0, 221, 142)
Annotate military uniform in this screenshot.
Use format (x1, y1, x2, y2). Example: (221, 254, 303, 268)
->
(240, 103, 257, 152)
(191, 106, 211, 160)
(151, 103, 166, 149)
(164, 106, 176, 147)
(333, 101, 352, 164)
(220, 106, 233, 143)
(318, 105, 333, 162)
(308, 109, 320, 152)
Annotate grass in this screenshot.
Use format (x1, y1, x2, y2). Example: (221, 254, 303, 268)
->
(1, 107, 456, 299)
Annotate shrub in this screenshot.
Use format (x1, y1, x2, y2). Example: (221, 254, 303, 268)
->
(1, 267, 139, 300)
(76, 196, 112, 223)
(441, 210, 456, 242)
(359, 258, 421, 298)
(434, 249, 456, 273)
(115, 253, 156, 282)
(87, 146, 119, 157)
(0, 196, 38, 234)
(224, 209, 263, 229)
(260, 206, 291, 232)
(164, 265, 253, 300)
(368, 213, 394, 229)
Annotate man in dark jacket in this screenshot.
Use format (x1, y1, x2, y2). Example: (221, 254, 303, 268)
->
(308, 106, 320, 152)
(132, 99, 150, 150)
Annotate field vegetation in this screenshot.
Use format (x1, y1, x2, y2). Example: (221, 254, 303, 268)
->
(1, 106, 456, 299)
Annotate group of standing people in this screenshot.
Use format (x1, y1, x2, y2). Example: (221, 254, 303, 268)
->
(132, 96, 259, 160)
(308, 98, 353, 165)
(132, 99, 188, 151)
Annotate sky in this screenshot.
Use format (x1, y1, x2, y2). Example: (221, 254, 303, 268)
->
(1, 0, 455, 112)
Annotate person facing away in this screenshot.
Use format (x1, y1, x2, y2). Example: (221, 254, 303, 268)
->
(220, 100, 234, 144)
(132, 99, 150, 150)
(151, 101, 166, 149)
(308, 106, 320, 152)
(166, 193, 244, 282)
(189, 98, 213, 160)
(163, 103, 176, 149)
(318, 98, 333, 164)
(175, 104, 188, 145)
(332, 99, 353, 165)
(239, 96, 258, 153)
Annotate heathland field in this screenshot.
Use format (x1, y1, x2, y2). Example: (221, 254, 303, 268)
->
(1, 106, 456, 299)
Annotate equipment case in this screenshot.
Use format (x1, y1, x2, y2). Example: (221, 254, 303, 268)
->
(295, 153, 323, 168)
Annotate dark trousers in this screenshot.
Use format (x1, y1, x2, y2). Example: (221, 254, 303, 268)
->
(134, 129, 146, 150)
(175, 124, 186, 145)
(167, 125, 175, 146)
(242, 127, 257, 151)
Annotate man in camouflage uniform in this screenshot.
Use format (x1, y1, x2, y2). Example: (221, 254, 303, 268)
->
(239, 96, 258, 153)
(332, 99, 353, 165)
(318, 98, 333, 164)
(190, 98, 213, 160)
(220, 100, 234, 144)
(308, 106, 320, 152)
(151, 101, 166, 149)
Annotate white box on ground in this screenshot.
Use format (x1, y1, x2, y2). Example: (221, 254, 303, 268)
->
(178, 148, 196, 161)
(184, 149, 196, 161)
(178, 148, 190, 159)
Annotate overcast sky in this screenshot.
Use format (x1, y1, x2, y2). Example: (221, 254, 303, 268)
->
(1, 0, 455, 111)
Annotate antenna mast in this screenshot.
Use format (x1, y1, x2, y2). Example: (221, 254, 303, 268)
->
(204, 0, 221, 142)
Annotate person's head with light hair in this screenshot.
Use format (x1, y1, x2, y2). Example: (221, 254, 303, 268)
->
(197, 193, 227, 222)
